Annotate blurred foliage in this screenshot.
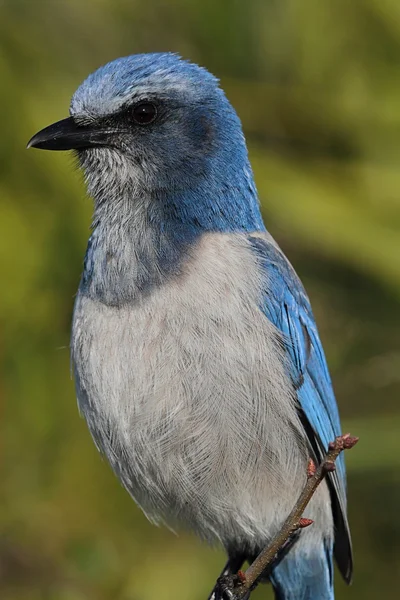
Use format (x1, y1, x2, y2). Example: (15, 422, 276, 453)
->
(0, 0, 399, 598)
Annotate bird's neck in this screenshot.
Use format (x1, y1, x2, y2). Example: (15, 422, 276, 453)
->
(81, 167, 265, 306)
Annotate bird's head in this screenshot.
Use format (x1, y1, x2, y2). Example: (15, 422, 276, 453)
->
(28, 53, 262, 232)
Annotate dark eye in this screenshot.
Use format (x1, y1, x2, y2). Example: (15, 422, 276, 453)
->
(131, 102, 157, 125)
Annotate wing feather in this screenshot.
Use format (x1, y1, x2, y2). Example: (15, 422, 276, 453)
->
(248, 234, 352, 582)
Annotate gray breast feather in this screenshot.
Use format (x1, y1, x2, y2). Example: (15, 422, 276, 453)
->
(71, 232, 333, 551)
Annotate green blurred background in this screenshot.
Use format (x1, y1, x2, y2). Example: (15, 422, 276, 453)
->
(1, 0, 399, 598)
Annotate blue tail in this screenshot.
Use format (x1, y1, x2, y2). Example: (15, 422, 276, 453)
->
(270, 540, 334, 600)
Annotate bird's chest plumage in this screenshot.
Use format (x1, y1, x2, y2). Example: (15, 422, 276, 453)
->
(71, 233, 307, 547)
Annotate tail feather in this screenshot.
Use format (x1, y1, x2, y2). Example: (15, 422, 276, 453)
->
(270, 540, 334, 600)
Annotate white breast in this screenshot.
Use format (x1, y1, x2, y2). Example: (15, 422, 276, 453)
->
(71, 232, 331, 551)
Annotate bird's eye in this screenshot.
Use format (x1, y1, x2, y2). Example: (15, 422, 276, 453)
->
(130, 102, 157, 125)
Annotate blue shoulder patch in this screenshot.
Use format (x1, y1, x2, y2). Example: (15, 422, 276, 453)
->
(248, 234, 352, 583)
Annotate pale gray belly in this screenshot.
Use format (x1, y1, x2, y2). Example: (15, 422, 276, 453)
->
(71, 234, 330, 549)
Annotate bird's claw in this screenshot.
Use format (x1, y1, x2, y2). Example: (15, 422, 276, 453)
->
(214, 574, 242, 600)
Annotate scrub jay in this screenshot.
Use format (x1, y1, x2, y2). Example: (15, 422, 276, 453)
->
(27, 53, 352, 599)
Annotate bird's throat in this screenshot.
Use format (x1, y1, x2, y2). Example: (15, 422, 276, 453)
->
(81, 193, 200, 306)
(78, 147, 265, 306)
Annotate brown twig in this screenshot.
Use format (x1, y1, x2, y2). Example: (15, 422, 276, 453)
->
(218, 433, 358, 600)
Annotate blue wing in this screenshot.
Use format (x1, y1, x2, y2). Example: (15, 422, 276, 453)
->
(248, 234, 352, 583)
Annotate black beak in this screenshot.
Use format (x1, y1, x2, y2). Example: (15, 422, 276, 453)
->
(27, 117, 110, 151)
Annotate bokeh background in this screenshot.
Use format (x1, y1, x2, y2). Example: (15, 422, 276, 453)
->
(1, 0, 399, 598)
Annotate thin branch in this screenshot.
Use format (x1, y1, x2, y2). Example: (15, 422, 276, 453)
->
(215, 433, 359, 600)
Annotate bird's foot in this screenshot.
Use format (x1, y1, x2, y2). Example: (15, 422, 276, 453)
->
(213, 572, 249, 600)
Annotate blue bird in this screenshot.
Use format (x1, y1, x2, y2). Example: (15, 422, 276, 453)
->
(27, 53, 352, 599)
